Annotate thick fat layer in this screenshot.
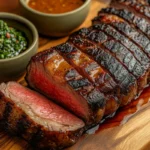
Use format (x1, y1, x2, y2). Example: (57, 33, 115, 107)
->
(26, 49, 106, 124)
(0, 90, 83, 150)
(55, 42, 120, 116)
(0, 82, 84, 132)
(99, 8, 150, 39)
(69, 34, 137, 105)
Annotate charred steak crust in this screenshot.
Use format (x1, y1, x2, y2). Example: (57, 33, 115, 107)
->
(99, 8, 150, 39)
(0, 83, 85, 150)
(26, 48, 107, 126)
(1, 0, 150, 150)
(114, 0, 150, 19)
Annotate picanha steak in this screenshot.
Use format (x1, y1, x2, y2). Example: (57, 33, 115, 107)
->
(0, 0, 150, 149)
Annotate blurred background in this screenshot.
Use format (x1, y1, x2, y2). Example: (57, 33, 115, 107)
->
(0, 0, 19, 12)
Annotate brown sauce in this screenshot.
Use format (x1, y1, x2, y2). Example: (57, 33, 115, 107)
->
(28, 0, 85, 14)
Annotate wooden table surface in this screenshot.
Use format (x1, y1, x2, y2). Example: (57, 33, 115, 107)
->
(0, 0, 150, 150)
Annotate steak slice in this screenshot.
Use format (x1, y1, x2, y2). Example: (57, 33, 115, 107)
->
(93, 14, 150, 58)
(68, 34, 137, 106)
(99, 8, 150, 39)
(26, 49, 106, 126)
(0, 82, 85, 150)
(90, 23, 150, 70)
(113, 0, 150, 20)
(69, 27, 148, 92)
(55, 42, 120, 116)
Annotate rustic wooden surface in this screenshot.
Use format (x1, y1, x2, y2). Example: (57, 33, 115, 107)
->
(0, 0, 150, 150)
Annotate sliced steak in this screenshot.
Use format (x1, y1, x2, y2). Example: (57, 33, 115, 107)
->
(91, 21, 150, 67)
(26, 49, 106, 126)
(68, 34, 137, 106)
(112, 0, 150, 20)
(70, 27, 148, 92)
(55, 42, 120, 116)
(111, 0, 150, 23)
(99, 8, 150, 39)
(93, 14, 150, 58)
(0, 82, 85, 150)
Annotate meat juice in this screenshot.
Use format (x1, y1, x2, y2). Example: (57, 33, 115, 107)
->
(87, 86, 150, 134)
(67, 87, 150, 150)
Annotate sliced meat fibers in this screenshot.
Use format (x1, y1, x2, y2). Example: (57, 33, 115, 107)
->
(0, 82, 85, 150)
(55, 42, 120, 116)
(26, 49, 106, 126)
(68, 33, 137, 106)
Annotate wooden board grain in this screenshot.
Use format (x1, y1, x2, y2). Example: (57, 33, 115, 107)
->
(0, 0, 150, 150)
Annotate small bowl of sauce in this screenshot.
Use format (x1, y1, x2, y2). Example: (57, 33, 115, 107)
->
(19, 0, 91, 37)
(28, 0, 85, 14)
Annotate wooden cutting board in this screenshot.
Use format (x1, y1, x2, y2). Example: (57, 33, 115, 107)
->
(0, 0, 150, 150)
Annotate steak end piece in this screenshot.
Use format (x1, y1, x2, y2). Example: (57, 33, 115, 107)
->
(26, 49, 107, 126)
(0, 82, 85, 150)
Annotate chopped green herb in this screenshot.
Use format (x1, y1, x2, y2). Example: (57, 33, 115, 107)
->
(0, 20, 28, 59)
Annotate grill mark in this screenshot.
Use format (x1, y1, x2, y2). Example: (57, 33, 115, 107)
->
(70, 27, 145, 81)
(56, 42, 117, 92)
(99, 8, 150, 39)
(117, 0, 150, 19)
(111, 21, 150, 50)
(16, 114, 31, 137)
(68, 78, 90, 90)
(93, 14, 150, 57)
(103, 40, 145, 78)
(69, 35, 136, 94)
(91, 23, 150, 68)
(65, 69, 81, 81)
(1, 102, 13, 130)
(55, 42, 119, 115)
(69, 29, 120, 91)
(29, 127, 43, 147)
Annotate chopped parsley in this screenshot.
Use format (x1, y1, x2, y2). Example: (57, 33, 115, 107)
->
(0, 20, 28, 59)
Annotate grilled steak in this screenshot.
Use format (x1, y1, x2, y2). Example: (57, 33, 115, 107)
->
(1, 0, 150, 149)
(0, 82, 84, 150)
(26, 49, 107, 126)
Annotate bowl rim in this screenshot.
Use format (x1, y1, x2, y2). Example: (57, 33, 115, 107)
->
(19, 0, 91, 17)
(0, 12, 38, 62)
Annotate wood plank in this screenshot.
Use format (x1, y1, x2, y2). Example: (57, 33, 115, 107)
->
(0, 0, 150, 150)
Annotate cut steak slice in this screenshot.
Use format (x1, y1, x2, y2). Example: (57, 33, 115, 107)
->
(0, 82, 85, 150)
(91, 22, 150, 69)
(93, 14, 150, 57)
(99, 8, 150, 39)
(26, 49, 106, 125)
(68, 34, 137, 106)
(69, 27, 148, 92)
(113, 0, 150, 20)
(55, 42, 120, 116)
(103, 40, 149, 91)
